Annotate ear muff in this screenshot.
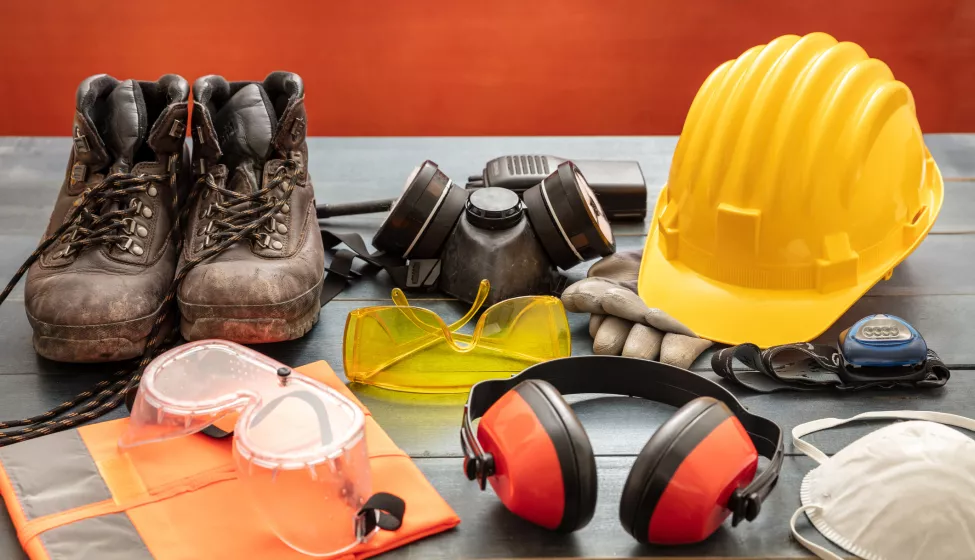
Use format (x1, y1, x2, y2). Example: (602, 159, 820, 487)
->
(619, 397, 759, 545)
(372, 160, 468, 259)
(476, 379, 597, 532)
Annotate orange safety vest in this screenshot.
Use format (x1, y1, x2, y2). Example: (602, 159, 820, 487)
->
(0, 361, 460, 560)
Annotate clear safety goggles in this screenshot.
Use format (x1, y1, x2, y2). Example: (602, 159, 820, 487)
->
(120, 340, 393, 557)
(343, 280, 571, 393)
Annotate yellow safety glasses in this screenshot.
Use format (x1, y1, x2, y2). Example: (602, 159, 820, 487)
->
(343, 280, 571, 393)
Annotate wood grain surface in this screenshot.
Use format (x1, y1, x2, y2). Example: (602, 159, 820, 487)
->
(0, 135, 971, 559)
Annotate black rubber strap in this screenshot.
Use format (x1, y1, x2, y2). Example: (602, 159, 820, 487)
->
(711, 343, 950, 392)
(357, 492, 406, 536)
(461, 356, 783, 524)
(319, 228, 420, 306)
(320, 225, 570, 304)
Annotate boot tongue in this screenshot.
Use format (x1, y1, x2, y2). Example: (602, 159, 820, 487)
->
(213, 83, 276, 192)
(100, 79, 147, 170)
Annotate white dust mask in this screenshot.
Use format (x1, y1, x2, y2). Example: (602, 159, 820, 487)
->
(790, 410, 975, 560)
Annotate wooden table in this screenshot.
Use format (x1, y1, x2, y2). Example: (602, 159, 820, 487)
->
(1, 135, 973, 559)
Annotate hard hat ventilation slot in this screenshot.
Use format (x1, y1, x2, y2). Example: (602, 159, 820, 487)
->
(910, 206, 927, 226)
(903, 205, 928, 245)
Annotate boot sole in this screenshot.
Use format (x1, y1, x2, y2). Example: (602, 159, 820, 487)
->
(179, 278, 323, 344)
(27, 304, 175, 363)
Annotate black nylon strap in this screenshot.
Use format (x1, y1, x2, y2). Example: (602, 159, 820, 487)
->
(357, 492, 406, 535)
(319, 228, 418, 307)
(711, 343, 950, 393)
(461, 356, 783, 525)
(319, 225, 570, 304)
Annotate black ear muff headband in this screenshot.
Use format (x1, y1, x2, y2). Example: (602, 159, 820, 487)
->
(460, 356, 783, 525)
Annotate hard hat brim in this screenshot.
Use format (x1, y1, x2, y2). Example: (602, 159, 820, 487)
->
(638, 166, 943, 347)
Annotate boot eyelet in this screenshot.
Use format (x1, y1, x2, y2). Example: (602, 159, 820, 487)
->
(271, 240, 284, 250)
(141, 206, 153, 219)
(147, 186, 158, 197)
(202, 235, 212, 249)
(121, 218, 137, 235)
(276, 223, 288, 234)
(116, 235, 144, 255)
(264, 218, 277, 233)
(136, 225, 149, 238)
(281, 203, 290, 215)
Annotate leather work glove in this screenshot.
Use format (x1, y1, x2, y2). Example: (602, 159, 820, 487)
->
(561, 252, 712, 369)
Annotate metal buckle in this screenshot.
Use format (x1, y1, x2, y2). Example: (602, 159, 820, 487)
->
(70, 162, 88, 184)
(121, 218, 137, 235)
(169, 120, 186, 139)
(264, 218, 277, 233)
(116, 237, 133, 252)
(290, 117, 305, 141)
(72, 127, 90, 154)
(255, 233, 273, 248)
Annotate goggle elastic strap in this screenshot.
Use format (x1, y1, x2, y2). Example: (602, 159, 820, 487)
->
(355, 492, 406, 539)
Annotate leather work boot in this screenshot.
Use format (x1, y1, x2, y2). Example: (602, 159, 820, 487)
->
(23, 75, 190, 362)
(178, 72, 324, 342)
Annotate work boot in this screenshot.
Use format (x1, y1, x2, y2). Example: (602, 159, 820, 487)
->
(178, 72, 324, 342)
(22, 74, 190, 362)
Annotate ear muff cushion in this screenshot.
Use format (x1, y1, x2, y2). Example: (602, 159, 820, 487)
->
(619, 397, 729, 541)
(515, 379, 597, 532)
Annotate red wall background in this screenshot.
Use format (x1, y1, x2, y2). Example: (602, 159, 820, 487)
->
(1, 1, 973, 136)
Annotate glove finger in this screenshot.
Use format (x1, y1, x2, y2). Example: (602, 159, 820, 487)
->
(592, 316, 632, 355)
(600, 287, 653, 324)
(589, 314, 606, 338)
(644, 308, 698, 337)
(561, 278, 619, 314)
(621, 324, 663, 361)
(659, 333, 714, 370)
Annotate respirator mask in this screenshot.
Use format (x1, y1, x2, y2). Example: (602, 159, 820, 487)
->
(323, 160, 616, 306)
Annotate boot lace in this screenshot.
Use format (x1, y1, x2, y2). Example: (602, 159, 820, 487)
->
(196, 163, 301, 250)
(0, 160, 303, 445)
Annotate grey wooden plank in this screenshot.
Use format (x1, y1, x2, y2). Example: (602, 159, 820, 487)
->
(0, 456, 830, 559)
(0, 371, 130, 424)
(3, 223, 972, 307)
(352, 363, 970, 460)
(3, 284, 972, 377)
(925, 134, 975, 178)
(2, 136, 973, 238)
(381, 456, 831, 559)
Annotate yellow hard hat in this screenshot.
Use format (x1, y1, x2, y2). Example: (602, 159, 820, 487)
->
(638, 33, 943, 347)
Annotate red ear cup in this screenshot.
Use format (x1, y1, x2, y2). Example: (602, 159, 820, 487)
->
(619, 397, 759, 545)
(477, 379, 597, 532)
